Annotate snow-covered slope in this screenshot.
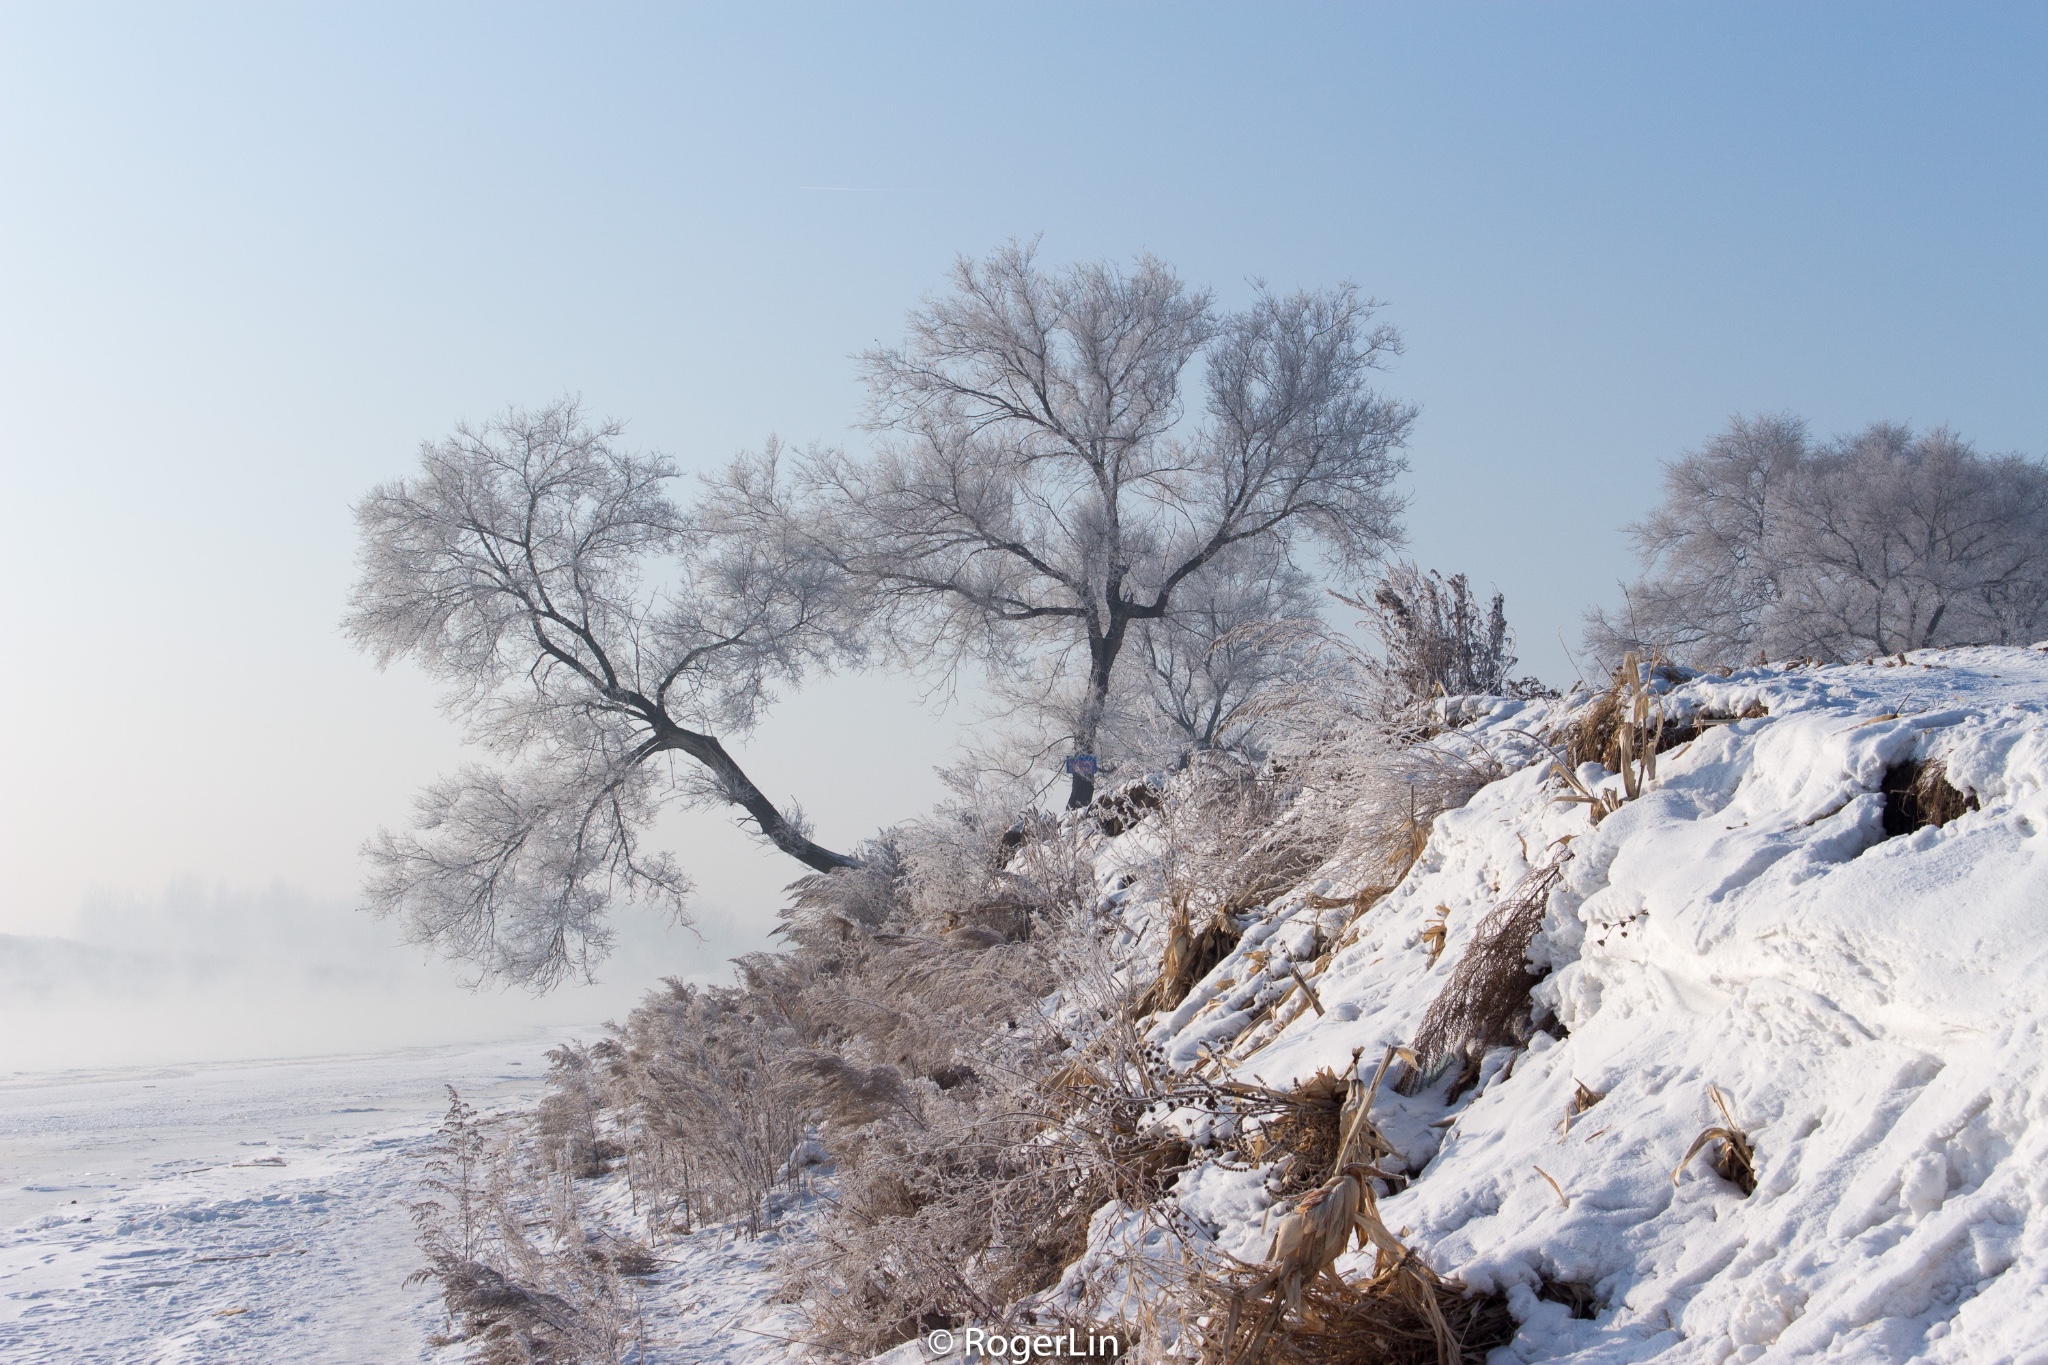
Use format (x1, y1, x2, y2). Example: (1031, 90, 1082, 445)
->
(1075, 645, 2048, 1363)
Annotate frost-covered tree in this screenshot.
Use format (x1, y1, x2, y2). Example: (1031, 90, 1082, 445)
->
(347, 400, 856, 988)
(722, 242, 1413, 806)
(1589, 414, 1807, 667)
(1784, 424, 2048, 655)
(947, 542, 1326, 783)
(1589, 415, 2048, 667)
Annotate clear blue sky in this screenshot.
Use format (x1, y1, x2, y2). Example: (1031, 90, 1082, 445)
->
(3, 4, 2042, 986)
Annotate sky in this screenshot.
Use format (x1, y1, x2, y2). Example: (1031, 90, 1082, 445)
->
(1, 3, 2043, 1036)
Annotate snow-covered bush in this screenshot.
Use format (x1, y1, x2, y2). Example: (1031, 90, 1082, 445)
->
(603, 981, 815, 1238)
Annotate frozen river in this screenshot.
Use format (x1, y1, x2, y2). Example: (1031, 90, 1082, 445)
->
(0, 1032, 592, 1364)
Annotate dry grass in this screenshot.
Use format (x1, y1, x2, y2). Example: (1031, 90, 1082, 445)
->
(1547, 758, 1623, 824)
(1401, 852, 1573, 1094)
(1880, 758, 1978, 838)
(1200, 1046, 1408, 1204)
(1285, 962, 1327, 1017)
(1207, 1272, 1516, 1365)
(1133, 901, 1244, 1017)
(409, 1087, 649, 1365)
(1418, 906, 1450, 966)
(1672, 1085, 1756, 1196)
(421, 1260, 586, 1364)
(1558, 1080, 1604, 1139)
(1553, 653, 1679, 824)
(784, 1096, 1115, 1342)
(1229, 1071, 1377, 1196)
(1198, 1168, 1516, 1365)
(1192, 1101, 1514, 1362)
(1562, 685, 1625, 772)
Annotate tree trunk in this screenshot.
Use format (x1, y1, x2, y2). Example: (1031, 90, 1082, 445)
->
(1066, 617, 1132, 810)
(1918, 601, 1946, 650)
(664, 730, 858, 871)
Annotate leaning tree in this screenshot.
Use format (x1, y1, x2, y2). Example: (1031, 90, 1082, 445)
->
(347, 400, 856, 987)
(722, 242, 1415, 806)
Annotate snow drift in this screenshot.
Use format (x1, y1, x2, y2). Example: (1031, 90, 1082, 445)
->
(1054, 643, 2048, 1363)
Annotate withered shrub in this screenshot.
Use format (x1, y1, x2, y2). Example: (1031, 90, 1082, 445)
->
(1199, 1242, 1514, 1365)
(1402, 853, 1573, 1095)
(411, 1088, 651, 1365)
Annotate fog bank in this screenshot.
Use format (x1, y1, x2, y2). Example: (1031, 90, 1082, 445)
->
(0, 880, 766, 1073)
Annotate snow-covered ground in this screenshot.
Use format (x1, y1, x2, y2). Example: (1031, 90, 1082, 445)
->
(0, 1034, 599, 1364)
(1, 1031, 822, 1365)
(1065, 644, 2048, 1363)
(593, 1190, 824, 1365)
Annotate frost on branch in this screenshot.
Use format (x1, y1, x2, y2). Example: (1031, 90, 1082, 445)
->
(1588, 414, 2048, 667)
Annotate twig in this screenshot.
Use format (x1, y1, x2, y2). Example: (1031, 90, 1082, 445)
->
(722, 1316, 828, 1349)
(1285, 962, 1325, 1016)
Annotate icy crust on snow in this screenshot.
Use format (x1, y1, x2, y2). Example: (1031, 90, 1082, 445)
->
(1073, 644, 2048, 1364)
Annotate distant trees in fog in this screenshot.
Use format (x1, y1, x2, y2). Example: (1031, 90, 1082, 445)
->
(1589, 414, 2048, 668)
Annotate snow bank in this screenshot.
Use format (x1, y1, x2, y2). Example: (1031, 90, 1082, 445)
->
(1087, 644, 2048, 1363)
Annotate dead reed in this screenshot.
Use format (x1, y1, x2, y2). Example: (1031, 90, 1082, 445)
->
(1418, 906, 1450, 965)
(1553, 652, 1678, 824)
(1558, 1080, 1604, 1139)
(1133, 902, 1245, 1017)
(1226, 1067, 1387, 1196)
